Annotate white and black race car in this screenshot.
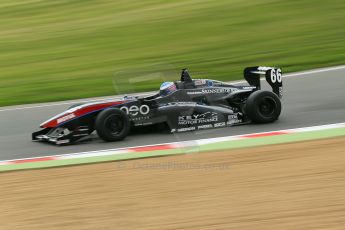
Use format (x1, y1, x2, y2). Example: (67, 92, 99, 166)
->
(32, 66, 283, 145)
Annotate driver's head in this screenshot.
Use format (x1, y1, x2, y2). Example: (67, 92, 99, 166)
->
(160, 82, 177, 96)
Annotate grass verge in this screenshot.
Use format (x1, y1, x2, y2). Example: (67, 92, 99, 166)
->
(1, 0, 345, 106)
(1, 126, 345, 172)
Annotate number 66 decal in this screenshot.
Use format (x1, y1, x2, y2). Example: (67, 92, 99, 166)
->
(269, 68, 282, 83)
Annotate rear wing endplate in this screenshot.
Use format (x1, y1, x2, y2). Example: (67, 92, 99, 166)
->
(244, 66, 283, 98)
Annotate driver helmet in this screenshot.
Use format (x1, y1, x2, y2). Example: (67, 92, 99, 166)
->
(160, 82, 177, 96)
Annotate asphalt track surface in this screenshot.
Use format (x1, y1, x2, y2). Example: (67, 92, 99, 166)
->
(1, 66, 345, 161)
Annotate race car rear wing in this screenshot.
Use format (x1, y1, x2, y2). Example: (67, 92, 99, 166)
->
(244, 66, 283, 98)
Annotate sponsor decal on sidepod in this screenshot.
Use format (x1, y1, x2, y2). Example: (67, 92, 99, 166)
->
(57, 113, 76, 124)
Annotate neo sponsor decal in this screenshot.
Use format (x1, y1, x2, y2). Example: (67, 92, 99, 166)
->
(120, 105, 150, 116)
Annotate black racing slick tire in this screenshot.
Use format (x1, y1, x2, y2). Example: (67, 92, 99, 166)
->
(245, 90, 281, 123)
(95, 108, 130, 142)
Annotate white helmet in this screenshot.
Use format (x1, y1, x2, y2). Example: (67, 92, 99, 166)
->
(160, 82, 177, 96)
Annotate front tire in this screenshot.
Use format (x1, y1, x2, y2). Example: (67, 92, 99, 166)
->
(95, 108, 130, 142)
(245, 90, 281, 123)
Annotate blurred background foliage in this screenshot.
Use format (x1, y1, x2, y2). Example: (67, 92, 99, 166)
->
(1, 0, 345, 106)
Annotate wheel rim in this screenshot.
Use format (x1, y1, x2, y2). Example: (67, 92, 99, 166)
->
(104, 115, 124, 135)
(258, 97, 276, 117)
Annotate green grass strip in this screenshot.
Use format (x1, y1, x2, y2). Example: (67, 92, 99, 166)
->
(1, 127, 345, 172)
(198, 127, 345, 152)
(1, 0, 345, 106)
(0, 149, 185, 172)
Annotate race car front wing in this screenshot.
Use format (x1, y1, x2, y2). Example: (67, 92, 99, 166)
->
(32, 126, 91, 145)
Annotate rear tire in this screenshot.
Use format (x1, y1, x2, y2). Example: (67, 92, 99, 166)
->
(245, 90, 281, 123)
(95, 108, 130, 142)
